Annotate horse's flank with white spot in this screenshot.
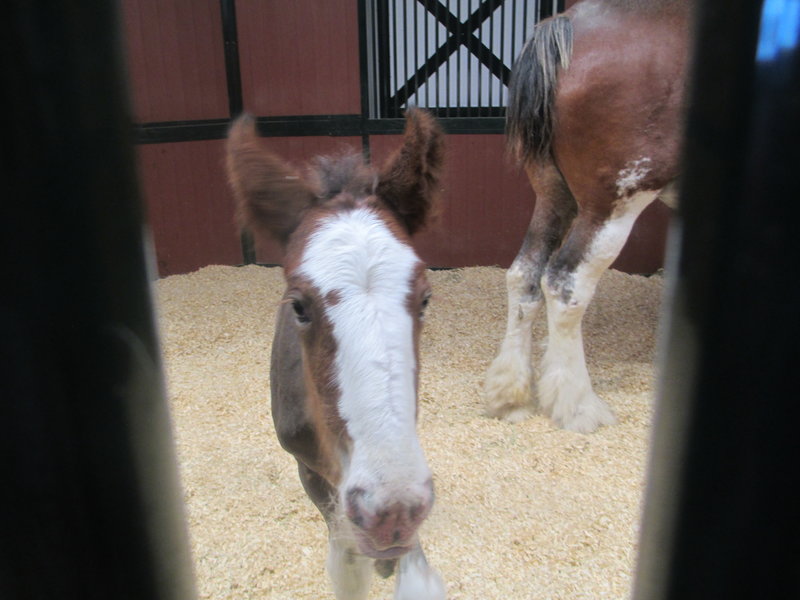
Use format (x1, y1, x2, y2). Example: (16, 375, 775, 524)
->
(484, 0, 692, 432)
(226, 109, 445, 599)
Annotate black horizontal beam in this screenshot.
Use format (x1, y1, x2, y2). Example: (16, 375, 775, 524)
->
(133, 114, 506, 144)
(134, 119, 231, 144)
(363, 115, 506, 134)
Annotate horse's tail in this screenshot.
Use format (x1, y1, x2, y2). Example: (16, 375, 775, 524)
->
(506, 15, 573, 164)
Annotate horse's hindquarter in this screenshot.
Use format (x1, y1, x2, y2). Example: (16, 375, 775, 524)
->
(553, 2, 690, 203)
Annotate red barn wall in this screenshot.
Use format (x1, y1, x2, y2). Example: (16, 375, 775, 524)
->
(123, 0, 669, 277)
(136, 140, 241, 276)
(236, 0, 361, 116)
(122, 0, 229, 122)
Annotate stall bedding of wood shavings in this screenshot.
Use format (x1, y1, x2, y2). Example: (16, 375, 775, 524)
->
(155, 264, 665, 600)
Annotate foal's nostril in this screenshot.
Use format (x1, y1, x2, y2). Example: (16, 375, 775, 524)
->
(345, 486, 370, 530)
(346, 487, 365, 503)
(375, 509, 389, 527)
(409, 504, 420, 522)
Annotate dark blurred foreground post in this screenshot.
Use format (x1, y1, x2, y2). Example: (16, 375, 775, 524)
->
(635, 0, 800, 598)
(1, 2, 196, 599)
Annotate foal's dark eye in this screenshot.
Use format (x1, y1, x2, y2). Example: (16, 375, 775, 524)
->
(291, 299, 311, 324)
(419, 294, 431, 319)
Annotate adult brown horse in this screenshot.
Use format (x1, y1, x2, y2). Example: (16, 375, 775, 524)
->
(226, 109, 445, 599)
(484, 0, 692, 432)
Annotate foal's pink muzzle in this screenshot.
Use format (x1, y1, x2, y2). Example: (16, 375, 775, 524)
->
(345, 479, 434, 559)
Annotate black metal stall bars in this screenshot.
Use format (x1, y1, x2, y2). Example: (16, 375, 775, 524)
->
(136, 0, 564, 144)
(363, 0, 563, 119)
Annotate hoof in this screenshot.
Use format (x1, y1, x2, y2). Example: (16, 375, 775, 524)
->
(550, 392, 616, 434)
(485, 402, 535, 423)
(483, 356, 535, 422)
(538, 365, 616, 433)
(484, 389, 535, 421)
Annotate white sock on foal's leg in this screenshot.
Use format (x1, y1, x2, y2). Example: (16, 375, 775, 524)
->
(394, 544, 445, 600)
(327, 537, 372, 600)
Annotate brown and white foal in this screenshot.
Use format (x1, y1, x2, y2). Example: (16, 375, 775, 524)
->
(226, 109, 445, 600)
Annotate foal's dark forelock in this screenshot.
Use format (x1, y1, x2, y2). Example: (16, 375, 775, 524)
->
(309, 152, 377, 201)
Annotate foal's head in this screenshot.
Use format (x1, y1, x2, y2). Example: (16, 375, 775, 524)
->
(226, 109, 444, 558)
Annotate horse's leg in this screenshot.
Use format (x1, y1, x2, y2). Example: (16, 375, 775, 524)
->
(484, 161, 576, 421)
(393, 542, 445, 600)
(297, 462, 373, 599)
(539, 189, 659, 432)
(326, 534, 373, 600)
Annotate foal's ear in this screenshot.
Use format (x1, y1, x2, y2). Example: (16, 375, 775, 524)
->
(377, 108, 444, 236)
(226, 115, 317, 246)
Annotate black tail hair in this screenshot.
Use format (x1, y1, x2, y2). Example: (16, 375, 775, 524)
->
(506, 15, 573, 164)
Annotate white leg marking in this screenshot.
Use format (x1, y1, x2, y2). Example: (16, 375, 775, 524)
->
(327, 533, 373, 600)
(484, 261, 542, 421)
(540, 190, 658, 433)
(394, 543, 446, 600)
(539, 283, 615, 433)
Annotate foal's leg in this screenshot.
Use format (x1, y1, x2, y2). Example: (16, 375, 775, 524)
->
(297, 462, 373, 599)
(484, 162, 576, 421)
(394, 542, 446, 600)
(326, 533, 373, 600)
(538, 189, 659, 432)
(327, 531, 444, 600)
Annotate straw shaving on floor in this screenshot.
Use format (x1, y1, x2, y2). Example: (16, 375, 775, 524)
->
(155, 265, 664, 600)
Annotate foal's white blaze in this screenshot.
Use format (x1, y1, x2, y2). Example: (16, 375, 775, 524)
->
(298, 207, 430, 507)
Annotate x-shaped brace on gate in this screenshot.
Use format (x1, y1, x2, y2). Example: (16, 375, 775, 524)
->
(391, 0, 511, 108)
